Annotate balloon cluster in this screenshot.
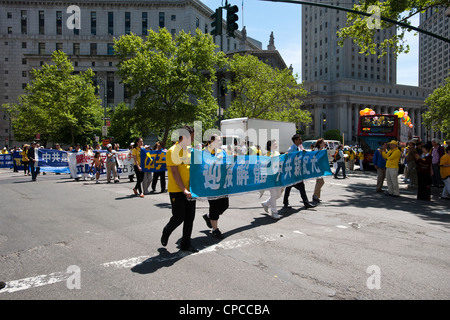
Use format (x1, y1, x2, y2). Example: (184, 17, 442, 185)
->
(359, 108, 375, 116)
(394, 108, 413, 128)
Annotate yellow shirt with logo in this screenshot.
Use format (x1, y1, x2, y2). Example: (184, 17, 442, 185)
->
(383, 148, 401, 169)
(166, 143, 191, 193)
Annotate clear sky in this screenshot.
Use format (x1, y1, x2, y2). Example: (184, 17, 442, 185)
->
(201, 0, 420, 87)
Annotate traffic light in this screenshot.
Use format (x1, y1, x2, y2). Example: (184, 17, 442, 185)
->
(210, 8, 222, 36)
(226, 5, 239, 38)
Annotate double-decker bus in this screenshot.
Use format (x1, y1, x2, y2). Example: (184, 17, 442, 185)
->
(357, 114, 412, 167)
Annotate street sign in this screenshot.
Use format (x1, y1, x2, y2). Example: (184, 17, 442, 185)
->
(102, 126, 108, 136)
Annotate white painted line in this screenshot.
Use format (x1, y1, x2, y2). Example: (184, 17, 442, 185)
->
(1, 233, 292, 294)
(0, 272, 68, 294)
(336, 225, 348, 229)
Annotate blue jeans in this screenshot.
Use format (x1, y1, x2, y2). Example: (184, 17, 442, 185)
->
(335, 162, 346, 178)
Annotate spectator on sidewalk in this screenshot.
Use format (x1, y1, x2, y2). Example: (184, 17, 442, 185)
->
(373, 142, 387, 192)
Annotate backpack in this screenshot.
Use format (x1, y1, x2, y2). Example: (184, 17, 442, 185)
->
(334, 151, 341, 162)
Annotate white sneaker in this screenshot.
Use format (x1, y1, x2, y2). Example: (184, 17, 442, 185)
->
(261, 202, 269, 213)
(271, 212, 281, 220)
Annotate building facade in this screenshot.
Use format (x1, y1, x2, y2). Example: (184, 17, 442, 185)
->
(419, 6, 450, 90)
(301, 0, 433, 144)
(0, 0, 262, 147)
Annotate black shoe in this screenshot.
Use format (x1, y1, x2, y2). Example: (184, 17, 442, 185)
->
(0, 281, 6, 290)
(304, 202, 316, 209)
(161, 231, 169, 247)
(312, 196, 321, 203)
(211, 228, 224, 239)
(203, 214, 212, 228)
(181, 246, 199, 253)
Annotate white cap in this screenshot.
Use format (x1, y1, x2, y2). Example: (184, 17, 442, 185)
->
(107, 144, 112, 148)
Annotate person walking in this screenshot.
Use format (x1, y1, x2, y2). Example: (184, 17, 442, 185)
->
(373, 142, 387, 192)
(312, 138, 326, 203)
(21, 144, 30, 176)
(383, 140, 402, 197)
(405, 140, 418, 189)
(282, 134, 316, 210)
(431, 139, 445, 188)
(106, 144, 119, 183)
(27, 141, 37, 181)
(202, 134, 229, 237)
(151, 141, 166, 193)
(91, 151, 104, 184)
(142, 145, 153, 194)
(415, 143, 433, 201)
(131, 137, 145, 198)
(334, 145, 346, 179)
(439, 145, 450, 200)
(161, 125, 198, 252)
(261, 139, 284, 219)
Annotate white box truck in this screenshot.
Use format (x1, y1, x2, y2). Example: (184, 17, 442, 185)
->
(220, 117, 297, 154)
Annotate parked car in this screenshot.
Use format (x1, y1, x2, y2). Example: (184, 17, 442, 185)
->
(302, 140, 341, 163)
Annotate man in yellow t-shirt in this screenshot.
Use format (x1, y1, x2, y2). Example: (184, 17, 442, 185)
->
(161, 125, 198, 252)
(440, 145, 450, 199)
(383, 140, 402, 197)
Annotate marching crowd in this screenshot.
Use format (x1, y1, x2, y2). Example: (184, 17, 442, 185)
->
(2, 130, 450, 252)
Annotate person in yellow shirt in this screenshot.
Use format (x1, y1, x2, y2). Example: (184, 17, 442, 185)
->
(440, 145, 450, 200)
(1, 147, 8, 154)
(161, 125, 198, 252)
(131, 137, 145, 198)
(347, 146, 356, 170)
(382, 140, 402, 197)
(21, 144, 30, 176)
(357, 148, 364, 171)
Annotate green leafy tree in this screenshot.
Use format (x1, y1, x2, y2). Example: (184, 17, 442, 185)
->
(4, 51, 102, 146)
(114, 28, 226, 145)
(423, 74, 450, 139)
(108, 102, 137, 147)
(323, 129, 343, 142)
(225, 53, 311, 125)
(337, 0, 448, 58)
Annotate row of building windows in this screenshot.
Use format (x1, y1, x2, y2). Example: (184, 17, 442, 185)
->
(5, 10, 178, 36)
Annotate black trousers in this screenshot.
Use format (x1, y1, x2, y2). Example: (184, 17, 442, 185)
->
(163, 192, 196, 249)
(134, 165, 144, 194)
(152, 171, 166, 192)
(417, 172, 431, 201)
(208, 197, 229, 221)
(283, 181, 309, 206)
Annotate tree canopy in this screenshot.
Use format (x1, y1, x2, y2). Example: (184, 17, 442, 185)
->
(423, 73, 450, 139)
(225, 53, 311, 125)
(114, 28, 226, 145)
(337, 0, 449, 58)
(3, 51, 102, 146)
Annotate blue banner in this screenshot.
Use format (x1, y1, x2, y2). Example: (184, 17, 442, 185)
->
(37, 149, 70, 173)
(190, 149, 332, 198)
(0, 153, 13, 168)
(141, 150, 167, 172)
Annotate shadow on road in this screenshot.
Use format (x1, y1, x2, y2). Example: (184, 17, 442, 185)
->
(331, 183, 450, 228)
(130, 214, 281, 275)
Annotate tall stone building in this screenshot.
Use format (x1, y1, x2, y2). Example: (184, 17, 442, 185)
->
(0, 0, 263, 147)
(419, 6, 450, 90)
(301, 0, 432, 143)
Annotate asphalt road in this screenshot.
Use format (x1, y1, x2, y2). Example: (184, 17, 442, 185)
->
(0, 167, 449, 303)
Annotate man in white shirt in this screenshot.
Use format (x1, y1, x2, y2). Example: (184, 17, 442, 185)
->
(282, 134, 316, 210)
